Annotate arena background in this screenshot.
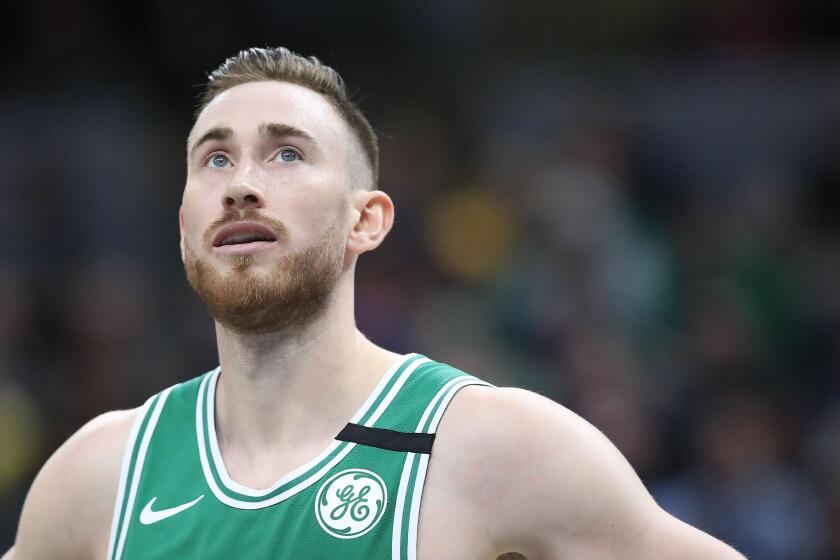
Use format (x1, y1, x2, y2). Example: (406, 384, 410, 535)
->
(2, 1, 839, 558)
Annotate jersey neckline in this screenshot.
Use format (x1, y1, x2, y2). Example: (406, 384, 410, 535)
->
(195, 352, 429, 509)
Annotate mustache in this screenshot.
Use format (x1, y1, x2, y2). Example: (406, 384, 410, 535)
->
(202, 208, 290, 247)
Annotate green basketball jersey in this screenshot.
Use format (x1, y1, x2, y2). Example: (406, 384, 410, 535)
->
(106, 353, 492, 559)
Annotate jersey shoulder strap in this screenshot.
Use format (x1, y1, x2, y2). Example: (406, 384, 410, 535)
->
(106, 373, 207, 560)
(334, 357, 494, 560)
(336, 358, 492, 451)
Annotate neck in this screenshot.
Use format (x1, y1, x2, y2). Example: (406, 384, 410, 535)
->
(212, 275, 401, 459)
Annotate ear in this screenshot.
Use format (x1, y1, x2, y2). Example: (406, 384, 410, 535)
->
(178, 206, 186, 263)
(347, 190, 395, 256)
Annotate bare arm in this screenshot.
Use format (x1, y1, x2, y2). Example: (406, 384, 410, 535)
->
(11, 410, 137, 560)
(439, 387, 746, 559)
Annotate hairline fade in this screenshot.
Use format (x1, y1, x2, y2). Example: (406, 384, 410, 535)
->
(196, 47, 378, 191)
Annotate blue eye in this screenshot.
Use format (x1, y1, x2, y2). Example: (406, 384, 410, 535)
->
(207, 153, 231, 168)
(277, 148, 299, 162)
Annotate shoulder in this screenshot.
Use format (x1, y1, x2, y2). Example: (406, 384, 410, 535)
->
(432, 385, 614, 490)
(429, 385, 745, 559)
(433, 384, 597, 470)
(13, 408, 140, 560)
(427, 386, 607, 553)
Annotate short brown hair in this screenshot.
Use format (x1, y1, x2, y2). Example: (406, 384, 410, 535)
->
(198, 47, 379, 189)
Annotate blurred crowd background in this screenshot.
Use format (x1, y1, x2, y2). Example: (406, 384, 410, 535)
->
(2, 1, 840, 558)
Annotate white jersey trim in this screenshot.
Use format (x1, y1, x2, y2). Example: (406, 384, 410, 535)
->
(110, 385, 175, 560)
(391, 375, 493, 560)
(391, 451, 418, 558)
(106, 396, 155, 560)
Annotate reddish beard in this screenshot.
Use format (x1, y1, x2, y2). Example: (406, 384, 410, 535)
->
(183, 212, 346, 335)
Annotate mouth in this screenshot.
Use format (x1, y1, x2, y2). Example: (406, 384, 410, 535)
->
(211, 222, 279, 255)
(212, 240, 277, 255)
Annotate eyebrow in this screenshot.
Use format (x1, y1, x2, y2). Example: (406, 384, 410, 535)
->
(188, 126, 233, 159)
(258, 122, 317, 145)
(188, 122, 318, 159)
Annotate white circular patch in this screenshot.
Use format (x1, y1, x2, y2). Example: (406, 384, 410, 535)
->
(315, 468, 388, 539)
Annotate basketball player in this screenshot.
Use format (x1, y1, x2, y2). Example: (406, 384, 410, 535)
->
(4, 48, 746, 559)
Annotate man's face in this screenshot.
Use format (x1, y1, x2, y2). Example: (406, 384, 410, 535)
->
(180, 80, 356, 334)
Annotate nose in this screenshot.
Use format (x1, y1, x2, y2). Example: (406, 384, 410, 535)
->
(222, 173, 265, 211)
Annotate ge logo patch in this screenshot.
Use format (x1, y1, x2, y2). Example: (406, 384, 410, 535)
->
(315, 468, 387, 539)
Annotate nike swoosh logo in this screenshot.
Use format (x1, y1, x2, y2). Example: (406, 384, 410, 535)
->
(139, 495, 204, 525)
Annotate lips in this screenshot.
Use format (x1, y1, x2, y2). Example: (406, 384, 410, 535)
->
(212, 223, 278, 247)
